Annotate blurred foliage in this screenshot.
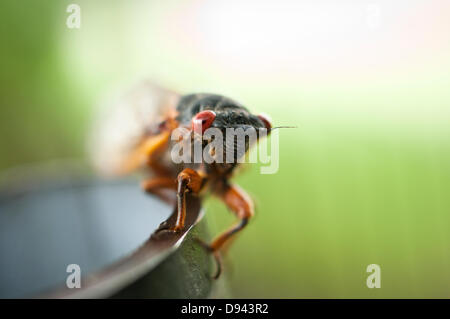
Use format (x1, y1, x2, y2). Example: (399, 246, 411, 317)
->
(0, 1, 88, 169)
(1, 0, 450, 298)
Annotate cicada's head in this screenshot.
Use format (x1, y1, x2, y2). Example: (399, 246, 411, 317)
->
(174, 94, 271, 172)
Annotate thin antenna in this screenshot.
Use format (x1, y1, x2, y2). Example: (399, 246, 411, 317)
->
(270, 126, 298, 131)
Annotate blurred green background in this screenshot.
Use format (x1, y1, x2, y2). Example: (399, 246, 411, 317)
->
(1, 0, 450, 298)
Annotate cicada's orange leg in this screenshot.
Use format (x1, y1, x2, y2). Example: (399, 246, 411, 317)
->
(141, 177, 177, 205)
(146, 168, 204, 234)
(198, 183, 254, 278)
(172, 168, 203, 232)
(211, 184, 254, 250)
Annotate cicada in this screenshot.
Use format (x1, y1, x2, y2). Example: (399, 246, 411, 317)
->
(89, 81, 272, 278)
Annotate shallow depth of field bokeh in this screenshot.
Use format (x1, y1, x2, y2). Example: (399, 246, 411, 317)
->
(1, 0, 450, 298)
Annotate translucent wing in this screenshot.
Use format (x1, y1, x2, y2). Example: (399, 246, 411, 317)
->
(88, 81, 180, 176)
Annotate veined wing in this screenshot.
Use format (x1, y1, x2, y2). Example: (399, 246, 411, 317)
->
(88, 81, 180, 176)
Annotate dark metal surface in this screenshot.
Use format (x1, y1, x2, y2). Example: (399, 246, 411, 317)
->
(111, 220, 213, 299)
(0, 176, 210, 298)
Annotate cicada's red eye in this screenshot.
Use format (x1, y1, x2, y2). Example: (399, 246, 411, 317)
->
(257, 113, 272, 131)
(192, 110, 216, 134)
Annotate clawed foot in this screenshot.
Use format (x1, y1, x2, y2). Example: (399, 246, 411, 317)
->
(151, 221, 184, 239)
(194, 237, 222, 279)
(157, 220, 184, 232)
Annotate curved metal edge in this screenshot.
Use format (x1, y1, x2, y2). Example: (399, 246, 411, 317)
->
(37, 194, 204, 299)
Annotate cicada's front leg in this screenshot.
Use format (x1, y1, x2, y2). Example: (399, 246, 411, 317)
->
(173, 168, 204, 232)
(212, 184, 254, 250)
(198, 183, 254, 278)
(143, 168, 204, 232)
